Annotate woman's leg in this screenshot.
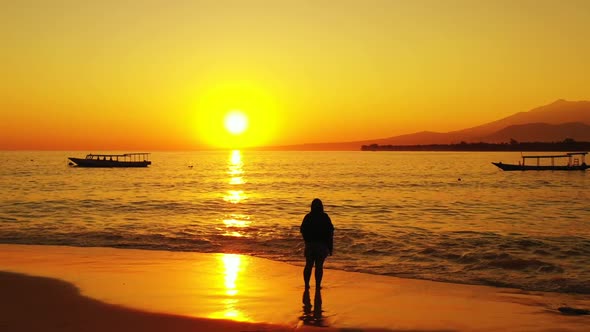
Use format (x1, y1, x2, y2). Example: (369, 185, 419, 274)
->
(303, 256, 314, 288)
(314, 256, 325, 289)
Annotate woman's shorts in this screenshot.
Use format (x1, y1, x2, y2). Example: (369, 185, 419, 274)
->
(304, 242, 329, 260)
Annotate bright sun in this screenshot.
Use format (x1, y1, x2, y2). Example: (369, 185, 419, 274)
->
(224, 110, 248, 135)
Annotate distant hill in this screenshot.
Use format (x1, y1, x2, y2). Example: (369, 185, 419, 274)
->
(374, 99, 590, 146)
(481, 122, 590, 143)
(256, 99, 590, 150)
(451, 99, 590, 139)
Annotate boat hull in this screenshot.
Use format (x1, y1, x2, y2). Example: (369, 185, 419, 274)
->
(492, 162, 589, 171)
(68, 158, 151, 168)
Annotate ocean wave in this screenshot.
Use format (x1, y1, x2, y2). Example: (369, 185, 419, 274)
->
(1, 151, 590, 294)
(2, 224, 588, 294)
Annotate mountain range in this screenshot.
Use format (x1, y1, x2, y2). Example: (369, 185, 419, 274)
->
(261, 99, 590, 150)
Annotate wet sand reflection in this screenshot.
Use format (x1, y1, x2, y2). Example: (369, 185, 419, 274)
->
(300, 288, 326, 327)
(210, 254, 246, 321)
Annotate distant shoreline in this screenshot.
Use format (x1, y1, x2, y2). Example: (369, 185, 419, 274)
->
(361, 141, 590, 152)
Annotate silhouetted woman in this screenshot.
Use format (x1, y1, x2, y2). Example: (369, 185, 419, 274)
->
(300, 198, 334, 289)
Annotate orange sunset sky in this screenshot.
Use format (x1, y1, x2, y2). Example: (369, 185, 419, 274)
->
(1, 0, 589, 150)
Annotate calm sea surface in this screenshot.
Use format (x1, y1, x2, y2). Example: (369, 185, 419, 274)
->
(1, 151, 589, 293)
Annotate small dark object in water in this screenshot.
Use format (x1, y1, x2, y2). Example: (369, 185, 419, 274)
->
(458, 178, 462, 181)
(188, 165, 193, 168)
(558, 306, 589, 315)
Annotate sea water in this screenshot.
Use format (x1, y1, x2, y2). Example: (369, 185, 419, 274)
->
(1, 150, 589, 293)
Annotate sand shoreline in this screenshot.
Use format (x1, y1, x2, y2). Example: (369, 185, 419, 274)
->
(1, 244, 589, 331)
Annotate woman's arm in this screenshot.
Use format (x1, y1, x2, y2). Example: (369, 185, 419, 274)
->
(327, 214, 334, 255)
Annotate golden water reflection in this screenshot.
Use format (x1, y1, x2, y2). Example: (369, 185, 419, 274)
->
(224, 150, 246, 204)
(209, 254, 246, 321)
(222, 220, 247, 238)
(228, 150, 244, 177)
(222, 150, 251, 237)
(223, 190, 245, 204)
(219, 154, 248, 318)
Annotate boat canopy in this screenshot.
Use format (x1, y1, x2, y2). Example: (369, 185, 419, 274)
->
(521, 152, 587, 159)
(520, 152, 586, 167)
(85, 153, 150, 162)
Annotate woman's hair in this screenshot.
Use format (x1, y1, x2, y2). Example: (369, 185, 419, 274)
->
(311, 198, 324, 213)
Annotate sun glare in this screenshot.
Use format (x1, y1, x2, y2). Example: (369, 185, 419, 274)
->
(224, 111, 248, 135)
(192, 82, 279, 148)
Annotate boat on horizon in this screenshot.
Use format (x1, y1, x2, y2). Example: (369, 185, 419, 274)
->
(492, 152, 588, 171)
(68, 153, 151, 168)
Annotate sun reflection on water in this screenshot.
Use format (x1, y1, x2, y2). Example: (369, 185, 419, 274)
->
(224, 150, 247, 204)
(229, 177, 244, 185)
(222, 150, 251, 237)
(228, 150, 244, 177)
(223, 190, 245, 204)
(221, 153, 247, 314)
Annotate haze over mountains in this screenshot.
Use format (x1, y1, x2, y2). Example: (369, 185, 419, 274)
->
(263, 100, 590, 150)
